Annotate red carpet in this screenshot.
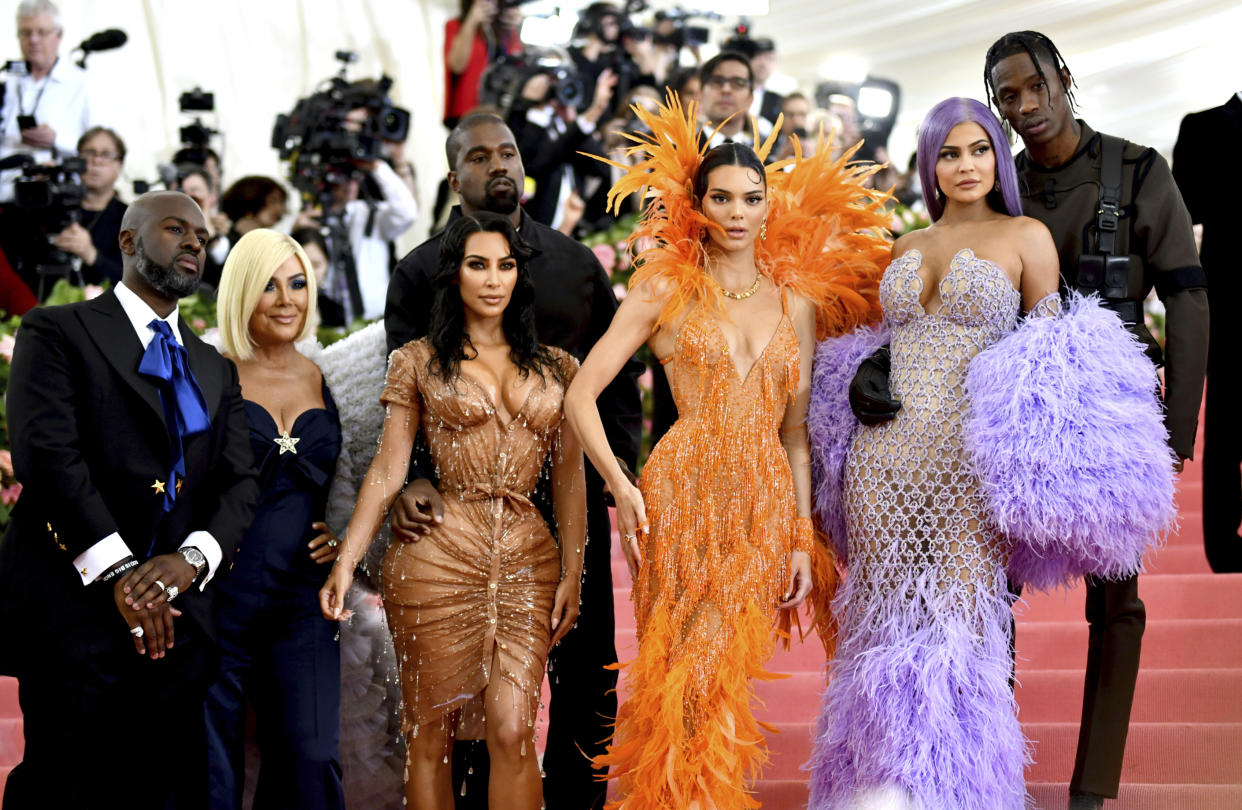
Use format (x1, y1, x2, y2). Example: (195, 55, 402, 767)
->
(607, 437, 1242, 807)
(3, 448, 1240, 807)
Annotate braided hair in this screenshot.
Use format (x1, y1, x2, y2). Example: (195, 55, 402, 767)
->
(983, 31, 1077, 114)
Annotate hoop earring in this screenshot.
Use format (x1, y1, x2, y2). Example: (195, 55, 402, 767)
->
(760, 219, 767, 240)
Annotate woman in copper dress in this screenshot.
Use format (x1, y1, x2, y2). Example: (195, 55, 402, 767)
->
(563, 95, 890, 807)
(319, 212, 586, 809)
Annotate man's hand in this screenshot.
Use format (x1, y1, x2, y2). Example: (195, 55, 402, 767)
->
(582, 69, 618, 126)
(849, 346, 901, 426)
(20, 124, 56, 149)
(113, 579, 181, 659)
(293, 206, 322, 231)
(52, 222, 97, 265)
(120, 553, 198, 612)
(601, 456, 638, 505)
(549, 572, 582, 646)
(308, 521, 341, 564)
(390, 478, 444, 542)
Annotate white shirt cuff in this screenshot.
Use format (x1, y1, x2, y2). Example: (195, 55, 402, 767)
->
(74, 533, 133, 585)
(181, 531, 222, 590)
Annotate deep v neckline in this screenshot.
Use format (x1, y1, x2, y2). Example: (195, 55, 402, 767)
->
(458, 371, 538, 428)
(706, 311, 790, 386)
(906, 247, 1013, 317)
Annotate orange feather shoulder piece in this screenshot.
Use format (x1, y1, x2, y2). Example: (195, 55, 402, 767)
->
(593, 90, 892, 339)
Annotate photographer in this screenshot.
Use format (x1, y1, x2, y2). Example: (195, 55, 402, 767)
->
(0, 0, 92, 201)
(444, 0, 523, 128)
(49, 125, 124, 285)
(568, 3, 641, 113)
(507, 63, 615, 228)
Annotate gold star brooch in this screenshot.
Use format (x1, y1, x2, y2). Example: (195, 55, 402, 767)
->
(151, 479, 166, 495)
(274, 431, 300, 455)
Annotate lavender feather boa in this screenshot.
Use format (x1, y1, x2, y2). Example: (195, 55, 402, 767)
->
(964, 294, 1177, 590)
(807, 324, 890, 563)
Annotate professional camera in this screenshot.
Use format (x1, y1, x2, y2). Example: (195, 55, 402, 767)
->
(175, 87, 218, 166)
(271, 51, 411, 202)
(2, 154, 87, 290)
(651, 8, 715, 50)
(478, 49, 585, 116)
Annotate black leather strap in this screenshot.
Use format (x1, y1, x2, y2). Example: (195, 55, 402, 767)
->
(1096, 135, 1124, 255)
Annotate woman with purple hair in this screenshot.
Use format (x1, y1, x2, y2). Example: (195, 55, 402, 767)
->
(805, 98, 1176, 808)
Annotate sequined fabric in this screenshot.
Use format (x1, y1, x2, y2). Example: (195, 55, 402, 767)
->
(809, 248, 1032, 808)
(597, 297, 802, 808)
(377, 339, 578, 737)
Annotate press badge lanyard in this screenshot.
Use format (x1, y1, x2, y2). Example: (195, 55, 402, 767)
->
(15, 61, 53, 118)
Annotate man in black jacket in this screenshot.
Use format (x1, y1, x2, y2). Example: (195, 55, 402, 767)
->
(384, 112, 642, 810)
(0, 190, 259, 809)
(1173, 94, 1242, 573)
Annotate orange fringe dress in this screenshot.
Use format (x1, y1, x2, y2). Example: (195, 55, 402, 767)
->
(590, 94, 892, 807)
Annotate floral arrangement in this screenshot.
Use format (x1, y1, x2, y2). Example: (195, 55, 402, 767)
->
(888, 203, 931, 236)
(582, 212, 641, 296)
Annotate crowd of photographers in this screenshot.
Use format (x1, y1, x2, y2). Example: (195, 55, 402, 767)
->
(0, 0, 909, 325)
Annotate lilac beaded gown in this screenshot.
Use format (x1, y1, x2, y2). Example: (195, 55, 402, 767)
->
(809, 248, 1054, 809)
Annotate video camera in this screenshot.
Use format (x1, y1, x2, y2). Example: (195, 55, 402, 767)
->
(478, 49, 585, 117)
(651, 7, 716, 50)
(270, 51, 411, 203)
(1, 153, 87, 290)
(175, 87, 218, 167)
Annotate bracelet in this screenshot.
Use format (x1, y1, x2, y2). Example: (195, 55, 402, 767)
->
(792, 516, 815, 555)
(99, 559, 139, 584)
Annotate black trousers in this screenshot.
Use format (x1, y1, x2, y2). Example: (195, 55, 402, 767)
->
(451, 472, 618, 809)
(1202, 355, 1242, 572)
(3, 608, 213, 810)
(1070, 573, 1146, 798)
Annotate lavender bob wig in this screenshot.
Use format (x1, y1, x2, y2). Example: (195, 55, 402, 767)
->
(918, 97, 1023, 222)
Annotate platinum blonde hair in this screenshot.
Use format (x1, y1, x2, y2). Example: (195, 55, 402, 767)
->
(217, 229, 318, 359)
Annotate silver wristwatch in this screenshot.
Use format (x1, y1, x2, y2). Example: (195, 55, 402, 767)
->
(178, 546, 207, 584)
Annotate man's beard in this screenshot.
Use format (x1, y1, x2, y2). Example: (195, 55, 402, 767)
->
(480, 180, 519, 215)
(135, 237, 200, 299)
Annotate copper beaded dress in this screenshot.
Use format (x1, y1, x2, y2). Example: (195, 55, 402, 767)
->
(376, 338, 582, 740)
(595, 293, 813, 808)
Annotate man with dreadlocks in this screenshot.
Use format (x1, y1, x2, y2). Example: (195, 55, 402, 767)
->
(984, 30, 1209, 810)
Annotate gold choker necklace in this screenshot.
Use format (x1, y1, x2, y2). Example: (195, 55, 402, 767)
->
(719, 272, 762, 300)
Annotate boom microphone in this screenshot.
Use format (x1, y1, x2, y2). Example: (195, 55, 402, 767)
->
(78, 29, 127, 54)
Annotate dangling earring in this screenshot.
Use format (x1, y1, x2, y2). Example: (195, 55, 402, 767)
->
(760, 219, 768, 240)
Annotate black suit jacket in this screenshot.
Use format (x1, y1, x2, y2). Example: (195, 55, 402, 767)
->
(1173, 94, 1241, 293)
(0, 290, 258, 675)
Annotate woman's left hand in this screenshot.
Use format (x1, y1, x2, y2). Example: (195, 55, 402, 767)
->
(308, 522, 341, 564)
(778, 551, 813, 609)
(549, 573, 582, 646)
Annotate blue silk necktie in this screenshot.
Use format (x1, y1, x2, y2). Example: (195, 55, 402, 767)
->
(137, 319, 210, 528)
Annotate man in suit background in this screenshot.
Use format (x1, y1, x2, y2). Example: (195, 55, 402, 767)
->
(1173, 94, 1242, 573)
(0, 190, 258, 809)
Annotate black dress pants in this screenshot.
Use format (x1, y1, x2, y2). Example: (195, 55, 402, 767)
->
(1202, 354, 1242, 573)
(3, 608, 212, 810)
(1069, 573, 1146, 799)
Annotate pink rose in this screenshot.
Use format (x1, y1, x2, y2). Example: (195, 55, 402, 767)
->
(591, 243, 617, 270)
(191, 318, 208, 332)
(83, 284, 104, 300)
(1, 482, 21, 506)
(0, 450, 12, 478)
(613, 283, 627, 301)
(0, 333, 14, 363)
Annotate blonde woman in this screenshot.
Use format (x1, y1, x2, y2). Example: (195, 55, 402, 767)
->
(205, 229, 346, 810)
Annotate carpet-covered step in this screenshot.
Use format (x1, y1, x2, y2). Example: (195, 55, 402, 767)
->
(1016, 573, 1242, 622)
(1025, 782, 1242, 810)
(1023, 722, 1242, 784)
(1143, 542, 1212, 574)
(1016, 618, 1242, 670)
(0, 717, 21, 768)
(1015, 667, 1242, 723)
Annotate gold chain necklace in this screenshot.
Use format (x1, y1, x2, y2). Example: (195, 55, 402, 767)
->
(718, 272, 762, 300)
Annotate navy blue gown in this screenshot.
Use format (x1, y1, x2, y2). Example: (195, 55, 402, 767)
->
(205, 382, 344, 810)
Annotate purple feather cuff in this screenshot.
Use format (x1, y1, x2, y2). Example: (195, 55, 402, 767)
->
(964, 294, 1178, 590)
(808, 324, 890, 562)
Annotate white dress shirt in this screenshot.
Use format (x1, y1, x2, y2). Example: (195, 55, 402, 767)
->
(71, 281, 223, 586)
(0, 57, 93, 201)
(341, 160, 419, 320)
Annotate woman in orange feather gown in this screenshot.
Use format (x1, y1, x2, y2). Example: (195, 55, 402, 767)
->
(563, 95, 891, 807)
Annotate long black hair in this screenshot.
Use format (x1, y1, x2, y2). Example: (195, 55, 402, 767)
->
(426, 212, 562, 387)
